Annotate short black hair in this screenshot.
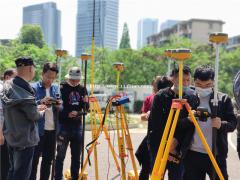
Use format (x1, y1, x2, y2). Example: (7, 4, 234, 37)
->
(42, 62, 58, 74)
(170, 65, 191, 77)
(194, 65, 215, 81)
(155, 76, 173, 91)
(3, 68, 15, 80)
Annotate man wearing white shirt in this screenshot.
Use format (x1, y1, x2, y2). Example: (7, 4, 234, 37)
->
(30, 63, 61, 180)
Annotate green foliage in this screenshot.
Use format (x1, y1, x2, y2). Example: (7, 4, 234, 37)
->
(91, 36, 240, 96)
(1, 29, 240, 97)
(0, 41, 78, 82)
(19, 24, 45, 48)
(119, 23, 131, 49)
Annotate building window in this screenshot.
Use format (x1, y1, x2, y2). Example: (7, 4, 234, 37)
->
(209, 23, 213, 29)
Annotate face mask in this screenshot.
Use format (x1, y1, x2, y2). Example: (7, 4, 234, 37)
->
(195, 87, 212, 97)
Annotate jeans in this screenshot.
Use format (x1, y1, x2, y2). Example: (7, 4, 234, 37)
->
(55, 126, 82, 180)
(1, 141, 9, 180)
(7, 145, 35, 180)
(30, 130, 56, 180)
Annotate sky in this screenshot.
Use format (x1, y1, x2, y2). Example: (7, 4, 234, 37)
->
(0, 0, 240, 56)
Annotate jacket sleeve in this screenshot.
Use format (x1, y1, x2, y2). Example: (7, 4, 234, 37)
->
(19, 100, 41, 122)
(233, 100, 240, 139)
(0, 101, 3, 130)
(220, 96, 237, 133)
(148, 93, 164, 132)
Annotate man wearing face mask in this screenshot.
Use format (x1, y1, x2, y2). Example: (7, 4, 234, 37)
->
(147, 65, 198, 180)
(173, 65, 237, 180)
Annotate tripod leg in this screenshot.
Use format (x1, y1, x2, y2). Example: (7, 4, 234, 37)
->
(94, 101, 121, 172)
(151, 108, 175, 177)
(121, 106, 139, 179)
(90, 109, 99, 180)
(79, 98, 121, 179)
(157, 108, 181, 180)
(116, 106, 127, 180)
(187, 105, 224, 180)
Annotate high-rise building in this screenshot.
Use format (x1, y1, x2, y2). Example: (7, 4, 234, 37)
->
(137, 18, 158, 49)
(23, 2, 61, 48)
(75, 0, 119, 57)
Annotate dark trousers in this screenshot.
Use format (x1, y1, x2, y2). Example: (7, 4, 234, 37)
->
(136, 136, 151, 180)
(139, 162, 151, 180)
(150, 147, 184, 180)
(30, 130, 56, 180)
(7, 145, 35, 180)
(183, 150, 228, 180)
(1, 141, 9, 180)
(55, 126, 82, 180)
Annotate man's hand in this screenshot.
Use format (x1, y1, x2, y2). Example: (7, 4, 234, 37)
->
(211, 117, 221, 129)
(188, 110, 196, 121)
(40, 97, 53, 105)
(68, 111, 78, 118)
(237, 138, 240, 160)
(55, 99, 63, 109)
(146, 111, 150, 120)
(37, 104, 47, 112)
(0, 130, 4, 145)
(83, 96, 88, 103)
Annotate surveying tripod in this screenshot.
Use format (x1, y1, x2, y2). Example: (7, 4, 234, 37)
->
(150, 49, 224, 180)
(110, 63, 139, 180)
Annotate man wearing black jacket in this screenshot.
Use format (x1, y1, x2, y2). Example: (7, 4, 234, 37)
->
(55, 67, 88, 180)
(174, 65, 237, 180)
(147, 65, 198, 180)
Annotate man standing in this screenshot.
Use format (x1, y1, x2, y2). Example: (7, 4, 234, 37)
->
(55, 67, 88, 180)
(136, 76, 173, 180)
(30, 62, 61, 180)
(1, 57, 46, 180)
(147, 65, 198, 180)
(174, 65, 237, 180)
(0, 69, 17, 180)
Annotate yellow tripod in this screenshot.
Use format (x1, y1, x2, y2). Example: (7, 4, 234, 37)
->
(111, 63, 139, 180)
(76, 55, 120, 180)
(150, 49, 224, 180)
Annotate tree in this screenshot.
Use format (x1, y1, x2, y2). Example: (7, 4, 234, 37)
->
(119, 23, 131, 49)
(19, 24, 45, 48)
